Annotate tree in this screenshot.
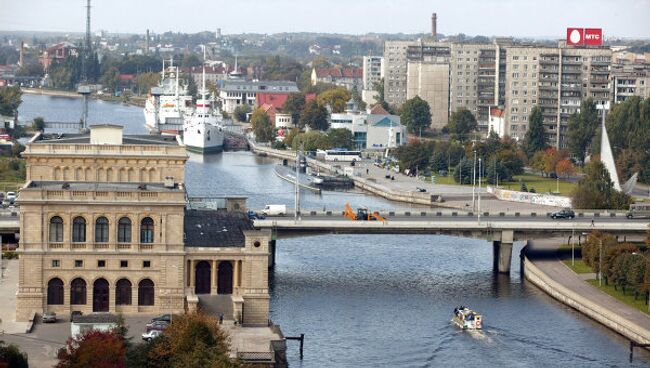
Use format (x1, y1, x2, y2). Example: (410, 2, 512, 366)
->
(0, 86, 22, 116)
(16, 62, 44, 77)
(375, 78, 385, 103)
(135, 72, 160, 96)
(400, 96, 431, 134)
(185, 75, 198, 100)
(32, 116, 45, 132)
(250, 108, 274, 143)
(284, 128, 301, 148)
(486, 156, 512, 184)
(453, 158, 474, 184)
(283, 93, 306, 126)
(523, 106, 547, 158)
(233, 104, 251, 122)
(101, 66, 120, 94)
(317, 87, 351, 113)
(446, 108, 477, 141)
(605, 97, 650, 183)
(566, 98, 599, 164)
(327, 128, 354, 149)
(394, 140, 434, 171)
(555, 158, 575, 178)
(571, 160, 633, 209)
(0, 341, 29, 368)
(291, 131, 331, 152)
(56, 330, 126, 368)
(300, 100, 329, 130)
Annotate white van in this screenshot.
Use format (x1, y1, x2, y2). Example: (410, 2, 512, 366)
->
(262, 204, 287, 216)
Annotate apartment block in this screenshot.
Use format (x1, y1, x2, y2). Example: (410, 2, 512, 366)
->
(611, 60, 650, 103)
(383, 40, 414, 106)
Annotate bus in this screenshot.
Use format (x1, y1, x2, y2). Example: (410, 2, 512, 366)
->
(316, 149, 362, 162)
(627, 203, 650, 219)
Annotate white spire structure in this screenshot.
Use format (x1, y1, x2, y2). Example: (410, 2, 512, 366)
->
(598, 103, 622, 192)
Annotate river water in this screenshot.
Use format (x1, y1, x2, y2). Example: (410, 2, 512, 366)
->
(18, 94, 650, 367)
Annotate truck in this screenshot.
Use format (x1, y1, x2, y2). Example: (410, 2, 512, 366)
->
(261, 204, 287, 216)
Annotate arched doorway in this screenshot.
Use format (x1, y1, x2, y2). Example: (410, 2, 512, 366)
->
(195, 261, 211, 294)
(93, 278, 109, 312)
(217, 261, 233, 295)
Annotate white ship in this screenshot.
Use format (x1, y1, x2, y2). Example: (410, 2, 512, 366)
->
(182, 47, 224, 154)
(143, 59, 193, 134)
(452, 306, 483, 330)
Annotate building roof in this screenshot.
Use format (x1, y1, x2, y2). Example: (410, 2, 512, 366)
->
(45, 42, 78, 53)
(72, 313, 119, 324)
(490, 107, 505, 118)
(26, 181, 184, 192)
(184, 209, 253, 248)
(32, 132, 180, 146)
(315, 67, 363, 79)
(367, 114, 402, 127)
(369, 104, 390, 115)
(221, 80, 299, 94)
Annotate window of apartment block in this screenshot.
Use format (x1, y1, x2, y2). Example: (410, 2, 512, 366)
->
(74, 260, 83, 268)
(143, 261, 151, 268)
(52, 260, 60, 268)
(512, 56, 519, 60)
(512, 73, 519, 78)
(120, 260, 128, 268)
(513, 65, 519, 70)
(98, 260, 106, 268)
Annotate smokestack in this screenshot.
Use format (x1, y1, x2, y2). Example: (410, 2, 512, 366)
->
(19, 41, 24, 67)
(431, 13, 437, 40)
(145, 29, 150, 54)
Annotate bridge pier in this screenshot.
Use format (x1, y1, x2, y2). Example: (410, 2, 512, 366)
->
(268, 239, 276, 269)
(493, 230, 514, 274)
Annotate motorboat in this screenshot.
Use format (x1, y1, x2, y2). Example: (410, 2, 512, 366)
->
(452, 306, 482, 330)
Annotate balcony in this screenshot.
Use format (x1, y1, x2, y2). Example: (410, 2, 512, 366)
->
(45, 242, 166, 252)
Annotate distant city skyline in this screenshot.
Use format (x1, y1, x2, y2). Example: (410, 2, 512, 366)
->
(3, 0, 650, 39)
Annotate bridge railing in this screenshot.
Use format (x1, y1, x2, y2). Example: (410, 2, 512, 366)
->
(253, 209, 630, 219)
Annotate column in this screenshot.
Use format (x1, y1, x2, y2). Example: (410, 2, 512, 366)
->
(268, 240, 276, 269)
(234, 260, 240, 293)
(493, 230, 514, 274)
(211, 260, 217, 295)
(189, 260, 195, 292)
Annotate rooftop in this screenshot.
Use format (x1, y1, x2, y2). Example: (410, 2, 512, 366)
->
(31, 132, 180, 146)
(184, 209, 253, 248)
(26, 181, 183, 192)
(221, 80, 299, 93)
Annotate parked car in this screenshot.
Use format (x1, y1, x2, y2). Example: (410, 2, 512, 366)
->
(261, 204, 286, 216)
(70, 311, 83, 322)
(145, 320, 169, 332)
(1, 199, 10, 208)
(550, 208, 575, 219)
(5, 192, 16, 203)
(142, 330, 163, 341)
(247, 210, 266, 220)
(150, 314, 172, 324)
(42, 311, 57, 323)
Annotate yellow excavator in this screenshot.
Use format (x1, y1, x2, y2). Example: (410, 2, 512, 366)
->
(344, 203, 386, 221)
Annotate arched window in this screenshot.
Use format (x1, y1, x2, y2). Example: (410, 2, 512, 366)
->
(140, 217, 154, 243)
(72, 217, 86, 242)
(49, 216, 63, 242)
(116, 279, 132, 305)
(117, 217, 131, 243)
(70, 278, 87, 305)
(138, 279, 154, 306)
(95, 217, 109, 243)
(47, 278, 64, 305)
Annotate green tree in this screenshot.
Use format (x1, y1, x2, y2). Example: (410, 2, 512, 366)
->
(394, 140, 434, 172)
(446, 108, 477, 141)
(32, 116, 45, 131)
(375, 78, 385, 103)
(233, 104, 251, 122)
(291, 131, 331, 152)
(250, 108, 274, 143)
(16, 62, 44, 77)
(400, 96, 431, 134)
(571, 160, 633, 209)
(0, 86, 22, 117)
(283, 93, 306, 126)
(327, 128, 354, 149)
(300, 100, 329, 130)
(566, 98, 599, 164)
(523, 106, 547, 158)
(284, 128, 301, 148)
(317, 87, 351, 113)
(0, 341, 29, 368)
(101, 66, 121, 94)
(184, 75, 198, 100)
(606, 97, 650, 183)
(135, 72, 161, 96)
(486, 156, 512, 184)
(453, 158, 474, 184)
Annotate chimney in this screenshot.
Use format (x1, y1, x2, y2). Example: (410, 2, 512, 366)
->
(19, 41, 24, 67)
(431, 13, 437, 40)
(145, 29, 149, 54)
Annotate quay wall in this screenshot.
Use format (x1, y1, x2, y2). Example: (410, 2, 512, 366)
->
(488, 187, 572, 208)
(249, 143, 436, 206)
(524, 252, 650, 344)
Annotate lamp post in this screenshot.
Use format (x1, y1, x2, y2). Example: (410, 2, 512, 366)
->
(599, 238, 603, 287)
(472, 149, 477, 211)
(478, 157, 482, 224)
(571, 227, 575, 267)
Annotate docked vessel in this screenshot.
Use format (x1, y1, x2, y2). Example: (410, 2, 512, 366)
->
(143, 59, 193, 134)
(182, 48, 225, 154)
(452, 306, 482, 330)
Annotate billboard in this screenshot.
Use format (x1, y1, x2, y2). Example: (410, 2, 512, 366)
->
(566, 28, 603, 46)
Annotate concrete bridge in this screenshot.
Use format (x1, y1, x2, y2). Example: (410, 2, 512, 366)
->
(254, 210, 649, 274)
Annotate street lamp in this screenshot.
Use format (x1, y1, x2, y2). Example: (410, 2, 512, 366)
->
(478, 157, 482, 224)
(472, 149, 477, 211)
(571, 227, 575, 267)
(599, 238, 603, 287)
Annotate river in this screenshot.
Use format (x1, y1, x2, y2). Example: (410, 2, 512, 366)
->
(18, 94, 650, 367)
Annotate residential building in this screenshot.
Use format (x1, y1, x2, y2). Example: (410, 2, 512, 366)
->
(406, 41, 451, 131)
(39, 42, 79, 72)
(311, 67, 363, 91)
(503, 43, 611, 147)
(610, 60, 650, 103)
(218, 80, 299, 114)
(362, 56, 384, 105)
(15, 125, 271, 326)
(383, 40, 414, 106)
(329, 100, 407, 149)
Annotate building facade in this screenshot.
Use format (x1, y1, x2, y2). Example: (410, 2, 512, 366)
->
(610, 60, 650, 103)
(383, 40, 414, 106)
(218, 80, 299, 114)
(311, 67, 363, 91)
(16, 125, 271, 326)
(329, 100, 407, 149)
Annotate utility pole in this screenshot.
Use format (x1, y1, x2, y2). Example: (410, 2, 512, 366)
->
(599, 238, 603, 287)
(472, 149, 476, 211)
(0, 235, 4, 281)
(294, 145, 302, 221)
(478, 157, 482, 224)
(571, 227, 575, 267)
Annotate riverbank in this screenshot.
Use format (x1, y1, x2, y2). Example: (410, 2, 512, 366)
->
(21, 87, 146, 108)
(524, 238, 650, 345)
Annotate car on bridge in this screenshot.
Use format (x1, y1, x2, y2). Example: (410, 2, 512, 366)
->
(549, 208, 575, 219)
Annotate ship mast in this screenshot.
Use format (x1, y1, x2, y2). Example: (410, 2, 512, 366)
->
(202, 45, 207, 122)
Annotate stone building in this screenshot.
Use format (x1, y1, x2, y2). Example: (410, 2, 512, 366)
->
(16, 125, 271, 326)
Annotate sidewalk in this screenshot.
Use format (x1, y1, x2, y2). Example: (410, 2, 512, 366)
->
(526, 238, 650, 341)
(0, 259, 31, 334)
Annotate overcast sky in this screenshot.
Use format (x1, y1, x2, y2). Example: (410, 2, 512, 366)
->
(3, 0, 650, 38)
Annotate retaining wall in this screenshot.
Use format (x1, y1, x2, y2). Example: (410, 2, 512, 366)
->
(524, 254, 650, 344)
(488, 187, 572, 207)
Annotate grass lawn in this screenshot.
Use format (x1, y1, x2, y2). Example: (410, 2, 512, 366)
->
(587, 280, 650, 315)
(501, 173, 577, 195)
(563, 259, 593, 274)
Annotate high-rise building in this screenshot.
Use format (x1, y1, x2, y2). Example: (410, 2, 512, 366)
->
(383, 40, 414, 106)
(362, 56, 384, 90)
(610, 60, 650, 103)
